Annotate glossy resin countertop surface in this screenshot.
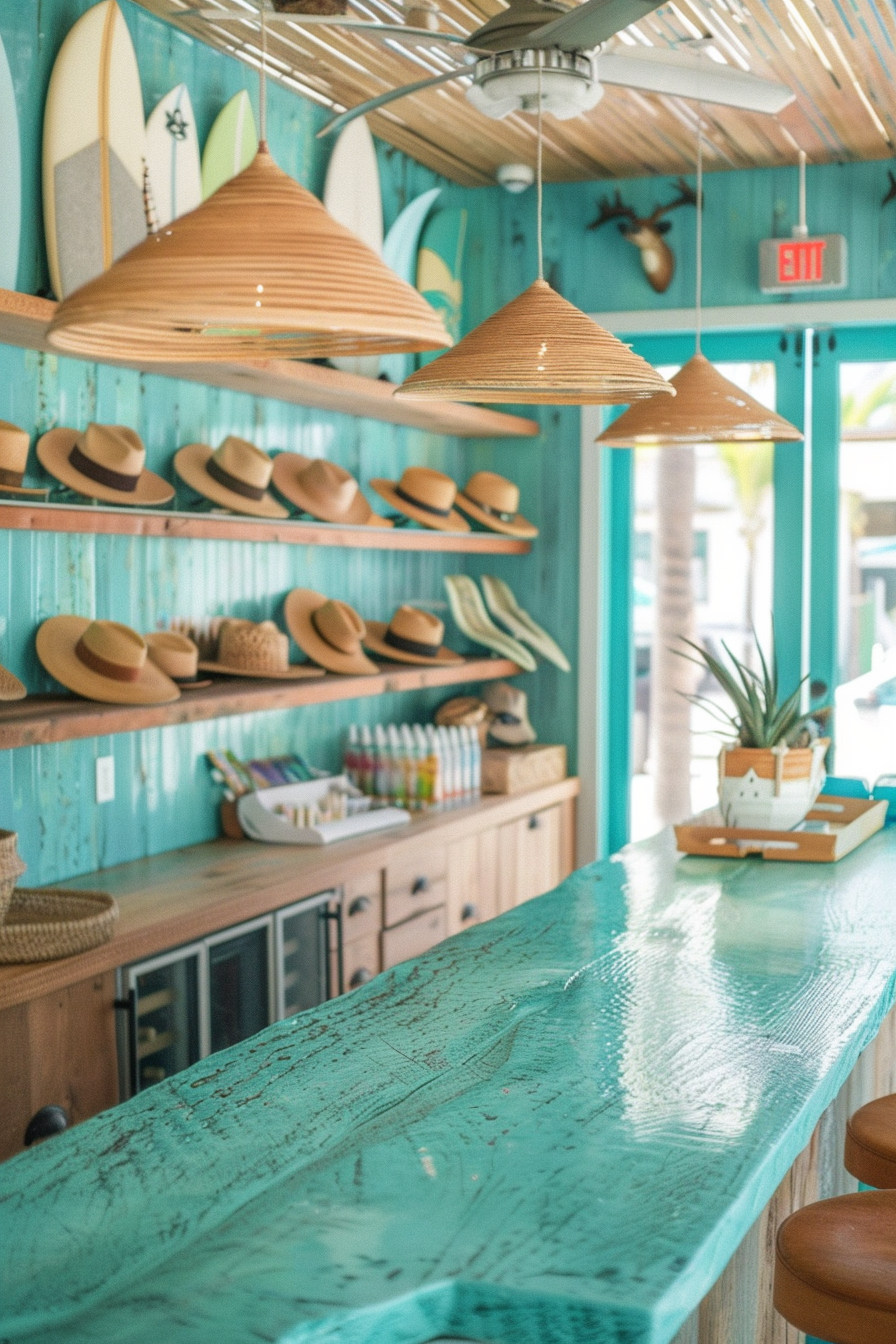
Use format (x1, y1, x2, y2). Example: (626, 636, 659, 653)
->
(3, 827, 896, 1344)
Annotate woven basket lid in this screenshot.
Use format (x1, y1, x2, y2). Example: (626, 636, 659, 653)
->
(396, 279, 673, 405)
(47, 145, 451, 363)
(596, 352, 804, 445)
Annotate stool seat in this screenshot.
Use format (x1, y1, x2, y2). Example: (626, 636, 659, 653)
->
(845, 1094, 896, 1188)
(774, 1190, 896, 1344)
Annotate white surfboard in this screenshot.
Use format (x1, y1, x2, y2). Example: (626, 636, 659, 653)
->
(0, 34, 21, 291)
(323, 117, 384, 377)
(145, 83, 202, 227)
(201, 90, 257, 200)
(43, 0, 147, 300)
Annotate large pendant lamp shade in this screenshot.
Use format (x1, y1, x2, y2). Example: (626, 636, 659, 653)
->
(396, 278, 671, 404)
(597, 351, 803, 445)
(47, 145, 451, 362)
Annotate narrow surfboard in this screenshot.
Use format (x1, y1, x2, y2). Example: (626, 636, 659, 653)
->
(380, 186, 441, 384)
(145, 83, 202, 227)
(0, 33, 21, 291)
(43, 0, 147, 300)
(416, 207, 467, 368)
(201, 90, 257, 200)
(323, 117, 384, 377)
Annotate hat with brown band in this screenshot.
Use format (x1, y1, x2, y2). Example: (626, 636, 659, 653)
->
(363, 605, 463, 666)
(456, 471, 538, 539)
(0, 661, 26, 701)
(369, 466, 469, 533)
(36, 424, 175, 506)
(35, 618, 181, 704)
(272, 454, 392, 528)
(0, 422, 47, 498)
(284, 590, 379, 676)
(144, 632, 212, 689)
(198, 619, 324, 680)
(174, 436, 288, 519)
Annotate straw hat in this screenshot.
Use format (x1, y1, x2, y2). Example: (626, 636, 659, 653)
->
(456, 472, 537, 539)
(36, 618, 181, 704)
(36, 424, 174, 506)
(0, 422, 47, 498)
(0, 660, 26, 701)
(198, 619, 324, 679)
(369, 466, 469, 532)
(174, 437, 288, 518)
(284, 590, 379, 676)
(272, 454, 392, 528)
(484, 681, 536, 746)
(363, 605, 463, 666)
(435, 696, 489, 729)
(145, 632, 212, 689)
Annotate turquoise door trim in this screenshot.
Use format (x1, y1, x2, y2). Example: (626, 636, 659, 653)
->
(600, 443, 634, 857)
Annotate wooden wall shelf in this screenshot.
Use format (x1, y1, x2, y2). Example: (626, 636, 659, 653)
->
(0, 657, 520, 750)
(0, 289, 539, 440)
(0, 499, 531, 553)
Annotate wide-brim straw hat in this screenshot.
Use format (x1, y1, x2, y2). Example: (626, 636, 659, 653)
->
(198, 618, 324, 679)
(284, 590, 379, 676)
(36, 424, 174, 506)
(0, 421, 47, 498)
(36, 617, 181, 705)
(272, 453, 392, 528)
(363, 605, 463, 666)
(0, 661, 26, 701)
(174, 437, 288, 518)
(484, 680, 536, 746)
(369, 466, 469, 533)
(456, 471, 537, 539)
(145, 632, 212, 690)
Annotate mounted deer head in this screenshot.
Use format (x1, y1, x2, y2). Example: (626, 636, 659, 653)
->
(588, 178, 698, 294)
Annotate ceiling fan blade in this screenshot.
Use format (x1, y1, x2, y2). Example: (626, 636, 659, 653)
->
(318, 67, 464, 137)
(526, 0, 666, 51)
(597, 48, 796, 112)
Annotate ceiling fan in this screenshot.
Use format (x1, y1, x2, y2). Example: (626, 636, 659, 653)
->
(171, 0, 796, 136)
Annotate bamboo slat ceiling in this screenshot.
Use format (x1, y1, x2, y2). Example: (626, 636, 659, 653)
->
(137, 0, 896, 185)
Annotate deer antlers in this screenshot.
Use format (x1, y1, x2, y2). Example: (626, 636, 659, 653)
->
(587, 178, 698, 294)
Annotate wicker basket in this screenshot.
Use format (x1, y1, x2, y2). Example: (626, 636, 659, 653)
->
(0, 830, 27, 922)
(0, 887, 118, 963)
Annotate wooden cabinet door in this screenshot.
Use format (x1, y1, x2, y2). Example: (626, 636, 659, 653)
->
(447, 830, 500, 937)
(498, 804, 567, 912)
(0, 972, 119, 1163)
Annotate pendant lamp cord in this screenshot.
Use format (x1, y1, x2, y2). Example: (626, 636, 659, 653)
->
(536, 59, 544, 282)
(695, 114, 703, 354)
(259, 1, 268, 146)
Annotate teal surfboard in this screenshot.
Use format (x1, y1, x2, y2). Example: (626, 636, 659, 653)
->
(380, 187, 441, 384)
(416, 207, 467, 368)
(0, 34, 20, 290)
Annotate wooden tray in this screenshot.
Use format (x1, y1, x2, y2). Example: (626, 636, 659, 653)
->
(675, 794, 888, 862)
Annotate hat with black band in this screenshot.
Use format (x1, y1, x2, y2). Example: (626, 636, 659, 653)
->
(455, 471, 538, 539)
(369, 466, 469, 533)
(37, 424, 174, 506)
(174, 436, 288, 519)
(363, 604, 464, 666)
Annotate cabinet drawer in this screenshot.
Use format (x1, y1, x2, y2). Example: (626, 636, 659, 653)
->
(382, 906, 447, 970)
(384, 847, 447, 927)
(342, 933, 382, 991)
(498, 805, 563, 912)
(342, 871, 384, 943)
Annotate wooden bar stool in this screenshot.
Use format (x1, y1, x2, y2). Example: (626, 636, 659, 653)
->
(845, 1094, 896, 1188)
(774, 1190, 896, 1343)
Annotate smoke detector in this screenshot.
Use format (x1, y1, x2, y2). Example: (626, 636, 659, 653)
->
(497, 163, 536, 192)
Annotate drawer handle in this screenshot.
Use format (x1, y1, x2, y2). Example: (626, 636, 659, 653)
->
(350, 968, 373, 988)
(528, 815, 541, 830)
(411, 876, 430, 895)
(24, 1104, 71, 1148)
(348, 896, 372, 917)
(461, 903, 478, 923)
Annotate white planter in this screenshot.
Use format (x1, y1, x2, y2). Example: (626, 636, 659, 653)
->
(718, 740, 829, 831)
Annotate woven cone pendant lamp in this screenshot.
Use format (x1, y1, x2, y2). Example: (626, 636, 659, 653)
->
(396, 63, 673, 407)
(47, 144, 451, 363)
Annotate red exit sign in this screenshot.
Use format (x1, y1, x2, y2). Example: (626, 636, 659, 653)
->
(759, 234, 847, 293)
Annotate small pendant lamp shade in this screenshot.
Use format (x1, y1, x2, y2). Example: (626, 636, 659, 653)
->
(47, 146, 451, 363)
(395, 279, 673, 405)
(596, 352, 803, 445)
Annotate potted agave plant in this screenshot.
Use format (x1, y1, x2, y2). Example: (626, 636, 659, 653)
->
(678, 634, 829, 831)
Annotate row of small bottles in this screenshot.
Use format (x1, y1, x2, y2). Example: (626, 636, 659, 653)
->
(344, 723, 482, 809)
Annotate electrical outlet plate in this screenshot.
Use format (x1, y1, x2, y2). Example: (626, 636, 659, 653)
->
(96, 755, 115, 804)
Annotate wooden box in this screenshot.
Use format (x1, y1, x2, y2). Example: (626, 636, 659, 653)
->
(482, 744, 567, 795)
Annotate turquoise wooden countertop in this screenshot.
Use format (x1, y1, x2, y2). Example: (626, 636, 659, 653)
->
(3, 827, 896, 1344)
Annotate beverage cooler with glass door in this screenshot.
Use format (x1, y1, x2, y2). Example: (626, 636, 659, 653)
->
(116, 890, 340, 1097)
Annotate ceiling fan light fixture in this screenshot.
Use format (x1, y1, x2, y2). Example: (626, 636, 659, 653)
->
(47, 145, 451, 363)
(466, 50, 603, 120)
